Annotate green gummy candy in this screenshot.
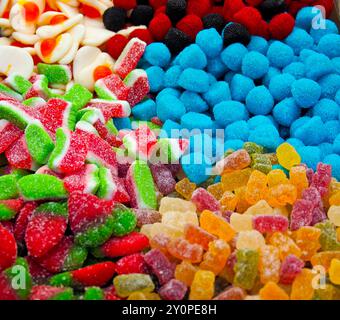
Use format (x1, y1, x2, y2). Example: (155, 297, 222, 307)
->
(83, 287, 104, 300)
(25, 122, 54, 164)
(111, 204, 137, 236)
(156, 138, 183, 163)
(52, 288, 74, 300)
(37, 63, 72, 85)
(0, 100, 34, 129)
(97, 167, 115, 200)
(35, 202, 68, 217)
(5, 74, 32, 95)
(63, 245, 88, 272)
(233, 249, 259, 290)
(0, 202, 18, 220)
(63, 84, 93, 111)
(131, 120, 161, 132)
(251, 154, 272, 174)
(130, 160, 157, 209)
(18, 174, 68, 200)
(114, 274, 155, 298)
(315, 220, 340, 251)
(49, 272, 73, 287)
(243, 142, 264, 154)
(0, 83, 22, 101)
(23, 97, 46, 107)
(48, 128, 68, 171)
(0, 174, 18, 200)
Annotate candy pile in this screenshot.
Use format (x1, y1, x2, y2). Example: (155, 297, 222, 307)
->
(137, 6, 340, 183)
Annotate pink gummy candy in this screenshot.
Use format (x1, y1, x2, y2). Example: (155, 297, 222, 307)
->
(253, 215, 289, 233)
(150, 163, 176, 195)
(279, 254, 304, 285)
(311, 163, 332, 197)
(0, 121, 22, 153)
(86, 99, 131, 121)
(63, 164, 98, 194)
(95, 74, 130, 100)
(124, 69, 150, 107)
(191, 188, 221, 212)
(5, 135, 35, 170)
(290, 199, 314, 231)
(159, 279, 187, 300)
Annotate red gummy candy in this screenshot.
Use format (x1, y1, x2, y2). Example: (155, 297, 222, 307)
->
(95, 74, 130, 101)
(29, 285, 66, 300)
(253, 215, 289, 233)
(0, 273, 17, 300)
(87, 100, 131, 121)
(191, 188, 221, 212)
(113, 0, 136, 10)
(0, 121, 22, 153)
(14, 202, 37, 243)
(63, 164, 97, 194)
(106, 34, 129, 60)
(149, 0, 167, 9)
(0, 224, 17, 271)
(5, 135, 34, 170)
(0, 199, 24, 218)
(115, 253, 148, 274)
(159, 279, 187, 300)
(104, 285, 121, 300)
(311, 163, 332, 197)
(187, 0, 211, 18)
(149, 13, 172, 41)
(128, 29, 154, 45)
(269, 13, 295, 40)
(279, 254, 304, 285)
(27, 256, 53, 284)
(176, 14, 204, 40)
(150, 163, 176, 195)
(223, 0, 246, 20)
(233, 7, 263, 35)
(290, 199, 314, 231)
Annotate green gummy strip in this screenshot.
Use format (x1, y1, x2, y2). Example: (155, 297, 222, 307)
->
(10, 169, 30, 180)
(0, 101, 33, 129)
(0, 204, 16, 220)
(48, 128, 68, 172)
(94, 83, 116, 101)
(52, 288, 74, 300)
(49, 272, 73, 287)
(0, 83, 23, 101)
(5, 74, 32, 95)
(35, 201, 68, 217)
(97, 167, 111, 199)
(111, 205, 137, 237)
(63, 245, 88, 272)
(0, 174, 19, 200)
(63, 84, 93, 111)
(23, 97, 46, 107)
(25, 122, 55, 164)
(37, 63, 71, 85)
(18, 174, 68, 200)
(105, 120, 118, 135)
(83, 287, 104, 300)
(132, 160, 157, 209)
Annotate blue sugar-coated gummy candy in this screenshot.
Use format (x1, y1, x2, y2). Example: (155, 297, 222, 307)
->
(181, 112, 213, 131)
(305, 53, 334, 80)
(246, 85, 274, 115)
(180, 91, 209, 113)
(206, 57, 229, 79)
(113, 117, 131, 130)
(156, 94, 186, 122)
(293, 116, 326, 145)
(146, 66, 165, 92)
(241, 51, 269, 80)
(213, 101, 248, 127)
(295, 6, 322, 30)
(313, 99, 339, 122)
(178, 44, 207, 70)
(230, 74, 255, 102)
(273, 97, 301, 126)
(189, 133, 214, 158)
(299, 49, 315, 62)
(333, 134, 340, 154)
(203, 81, 231, 107)
(248, 115, 273, 129)
(159, 119, 181, 138)
(323, 154, 340, 180)
(291, 78, 321, 108)
(132, 99, 157, 121)
(224, 71, 236, 83)
(181, 152, 212, 184)
(164, 65, 183, 88)
(324, 121, 340, 143)
(333, 57, 340, 74)
(196, 28, 223, 59)
(208, 73, 217, 85)
(157, 87, 181, 98)
(263, 67, 281, 87)
(269, 74, 295, 101)
(283, 62, 305, 79)
(225, 120, 249, 141)
(298, 146, 321, 170)
(178, 68, 210, 93)
(267, 115, 279, 129)
(290, 116, 311, 135)
(267, 41, 294, 68)
(336, 90, 340, 106)
(224, 139, 244, 152)
(317, 34, 340, 58)
(144, 43, 171, 67)
(285, 27, 314, 55)
(248, 124, 281, 151)
(319, 74, 340, 100)
(247, 36, 268, 54)
(310, 19, 339, 43)
(319, 142, 333, 158)
(221, 43, 248, 72)
(286, 138, 304, 149)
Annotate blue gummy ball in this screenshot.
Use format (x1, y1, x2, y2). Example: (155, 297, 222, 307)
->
(285, 27, 314, 55)
(181, 112, 213, 131)
(156, 94, 186, 122)
(333, 134, 340, 154)
(267, 41, 294, 68)
(178, 44, 207, 70)
(157, 87, 181, 98)
(313, 98, 339, 122)
(213, 101, 248, 127)
(230, 74, 255, 102)
(293, 116, 326, 145)
(263, 67, 281, 87)
(203, 81, 231, 107)
(317, 34, 340, 58)
(132, 99, 157, 121)
(247, 36, 268, 54)
(324, 120, 340, 143)
(178, 68, 210, 93)
(332, 57, 340, 74)
(180, 91, 208, 113)
(290, 116, 311, 135)
(273, 97, 301, 126)
(269, 74, 295, 101)
(146, 66, 165, 92)
(159, 119, 181, 138)
(298, 146, 321, 170)
(286, 138, 305, 149)
(225, 120, 249, 141)
(224, 71, 236, 83)
(196, 28, 223, 59)
(144, 42, 171, 67)
(310, 19, 339, 43)
(291, 78, 321, 108)
(304, 53, 334, 80)
(246, 85, 274, 115)
(323, 154, 340, 180)
(319, 73, 340, 99)
(189, 133, 213, 154)
(295, 6, 322, 30)
(221, 43, 248, 72)
(224, 139, 244, 152)
(319, 142, 334, 158)
(248, 115, 273, 129)
(164, 65, 182, 88)
(336, 90, 340, 106)
(248, 124, 281, 151)
(206, 56, 229, 79)
(282, 62, 305, 79)
(241, 51, 269, 80)
(181, 152, 212, 184)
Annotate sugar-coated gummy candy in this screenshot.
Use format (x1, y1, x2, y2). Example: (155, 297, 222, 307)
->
(242, 51, 269, 80)
(189, 270, 215, 300)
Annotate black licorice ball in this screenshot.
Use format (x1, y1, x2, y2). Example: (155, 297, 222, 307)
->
(131, 5, 154, 26)
(166, 0, 187, 24)
(222, 22, 251, 47)
(202, 13, 225, 33)
(103, 7, 127, 32)
(137, 0, 149, 4)
(164, 28, 192, 54)
(259, 0, 287, 21)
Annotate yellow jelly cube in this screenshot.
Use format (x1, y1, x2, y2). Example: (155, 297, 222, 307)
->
(230, 212, 253, 232)
(175, 178, 196, 200)
(189, 270, 215, 300)
(259, 282, 289, 300)
(329, 259, 340, 285)
(220, 191, 238, 211)
(328, 205, 340, 226)
(267, 169, 289, 187)
(236, 230, 265, 250)
(290, 269, 314, 300)
(221, 168, 253, 192)
(207, 182, 224, 200)
(162, 211, 199, 230)
(276, 142, 301, 170)
(245, 199, 273, 215)
(159, 197, 196, 215)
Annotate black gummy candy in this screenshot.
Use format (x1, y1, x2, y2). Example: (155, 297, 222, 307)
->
(222, 22, 251, 47)
(131, 5, 154, 26)
(202, 13, 225, 33)
(259, 0, 287, 21)
(166, 0, 187, 24)
(164, 28, 193, 54)
(103, 7, 127, 32)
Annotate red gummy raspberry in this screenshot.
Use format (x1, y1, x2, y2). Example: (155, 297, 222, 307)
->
(233, 7, 263, 35)
(106, 34, 128, 60)
(115, 253, 148, 274)
(176, 14, 203, 40)
(149, 0, 167, 10)
(128, 28, 154, 44)
(210, 6, 224, 15)
(113, 0, 136, 10)
(245, 0, 263, 6)
(0, 224, 17, 271)
(149, 13, 172, 41)
(223, 0, 246, 21)
(255, 20, 270, 39)
(288, 1, 306, 16)
(269, 13, 295, 40)
(187, 0, 211, 18)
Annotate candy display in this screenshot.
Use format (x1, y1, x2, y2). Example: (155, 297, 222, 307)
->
(0, 0, 340, 302)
